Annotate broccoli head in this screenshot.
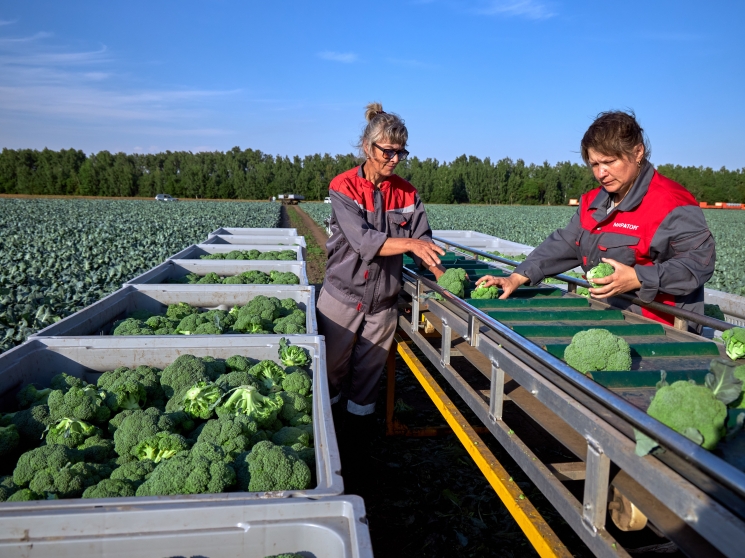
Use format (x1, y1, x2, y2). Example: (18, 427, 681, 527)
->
(222, 275, 245, 284)
(226, 354, 254, 372)
(586, 262, 615, 288)
(723, 327, 745, 360)
(48, 385, 111, 424)
(29, 461, 112, 499)
(46, 418, 100, 448)
(13, 444, 83, 487)
(5, 404, 54, 442)
(82, 478, 136, 499)
(200, 253, 226, 260)
(7, 488, 43, 502)
(273, 311, 307, 334)
(563, 329, 632, 374)
(16, 384, 53, 409)
(0, 425, 20, 456)
(217, 385, 283, 429)
(277, 250, 297, 260)
(235, 440, 311, 492)
(112, 318, 154, 336)
(278, 391, 313, 427)
(232, 314, 271, 334)
(281, 368, 312, 396)
(436, 268, 469, 298)
(135, 442, 236, 496)
(166, 302, 198, 321)
(648, 380, 727, 450)
(470, 284, 499, 299)
(270, 271, 300, 285)
(278, 338, 309, 367)
(248, 360, 286, 394)
(240, 270, 272, 284)
(196, 272, 222, 284)
(50, 373, 86, 392)
(216, 370, 261, 391)
(180, 382, 223, 420)
(113, 407, 184, 458)
(271, 426, 310, 448)
(0, 475, 19, 502)
(98, 365, 164, 409)
(78, 435, 115, 463)
(160, 354, 211, 398)
(109, 459, 157, 486)
(194, 413, 267, 459)
(132, 431, 190, 462)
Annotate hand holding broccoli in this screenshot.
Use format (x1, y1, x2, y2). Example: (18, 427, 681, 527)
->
(475, 272, 529, 300)
(587, 258, 641, 299)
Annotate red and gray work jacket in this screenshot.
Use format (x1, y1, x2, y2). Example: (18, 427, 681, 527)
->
(513, 162, 716, 329)
(323, 165, 434, 314)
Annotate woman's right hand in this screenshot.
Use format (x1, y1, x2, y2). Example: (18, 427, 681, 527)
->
(476, 273, 529, 300)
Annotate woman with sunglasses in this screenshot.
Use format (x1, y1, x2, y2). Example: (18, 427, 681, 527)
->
(317, 103, 445, 477)
(477, 111, 715, 331)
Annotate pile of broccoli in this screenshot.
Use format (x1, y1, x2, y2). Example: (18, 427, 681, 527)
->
(111, 297, 307, 336)
(199, 249, 297, 261)
(563, 329, 632, 374)
(173, 270, 300, 286)
(435, 268, 470, 299)
(0, 342, 315, 501)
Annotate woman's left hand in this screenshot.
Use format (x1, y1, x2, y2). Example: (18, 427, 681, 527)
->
(589, 258, 641, 299)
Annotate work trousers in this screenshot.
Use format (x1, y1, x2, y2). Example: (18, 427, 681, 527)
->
(316, 288, 397, 416)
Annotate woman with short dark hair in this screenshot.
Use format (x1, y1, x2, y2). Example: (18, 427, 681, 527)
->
(478, 110, 715, 330)
(317, 103, 446, 424)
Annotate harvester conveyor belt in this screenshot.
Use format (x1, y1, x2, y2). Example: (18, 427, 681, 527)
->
(397, 241, 745, 558)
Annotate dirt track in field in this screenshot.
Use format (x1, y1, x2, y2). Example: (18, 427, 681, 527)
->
(284, 205, 328, 286)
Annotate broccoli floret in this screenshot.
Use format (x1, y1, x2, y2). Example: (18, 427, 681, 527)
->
(46, 418, 100, 448)
(225, 249, 247, 260)
(278, 391, 313, 427)
(193, 322, 222, 334)
(226, 355, 254, 372)
(470, 284, 499, 299)
(144, 315, 178, 334)
(78, 435, 115, 463)
(50, 373, 86, 392)
(132, 431, 190, 463)
(704, 304, 726, 322)
(240, 270, 272, 284)
(232, 314, 271, 334)
(194, 413, 267, 459)
(248, 360, 286, 394)
(160, 354, 211, 398)
(257, 250, 281, 260)
(13, 444, 83, 487)
(437, 268, 469, 298)
(270, 271, 300, 285)
(5, 404, 54, 442)
(242, 296, 281, 322)
(98, 365, 164, 409)
(216, 370, 261, 391)
(107, 409, 138, 435)
(277, 250, 297, 260)
(175, 313, 202, 335)
(113, 407, 183, 458)
(29, 461, 112, 499)
(0, 425, 20, 456)
(563, 329, 632, 374)
(234, 440, 311, 492)
(135, 442, 236, 496)
(201, 355, 228, 379)
(586, 262, 615, 288)
(279, 297, 299, 315)
(281, 368, 312, 396)
(109, 459, 157, 486)
(179, 382, 223, 420)
(82, 478, 136, 499)
(96, 370, 148, 412)
(166, 302, 198, 321)
(112, 318, 154, 336)
(278, 338, 309, 367)
(48, 385, 111, 424)
(217, 385, 283, 429)
(723, 327, 745, 360)
(200, 252, 226, 260)
(648, 380, 727, 450)
(0, 476, 19, 502)
(196, 272, 222, 284)
(273, 311, 307, 334)
(16, 384, 53, 409)
(271, 426, 310, 448)
(222, 275, 245, 284)
(7, 488, 43, 502)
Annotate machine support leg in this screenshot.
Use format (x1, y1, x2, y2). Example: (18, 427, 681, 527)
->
(440, 320, 452, 366)
(489, 359, 505, 422)
(582, 437, 611, 535)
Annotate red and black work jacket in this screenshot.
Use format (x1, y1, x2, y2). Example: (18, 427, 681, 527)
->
(323, 165, 434, 314)
(513, 162, 716, 328)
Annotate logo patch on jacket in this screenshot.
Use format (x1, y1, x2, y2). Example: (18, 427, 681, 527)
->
(613, 222, 640, 231)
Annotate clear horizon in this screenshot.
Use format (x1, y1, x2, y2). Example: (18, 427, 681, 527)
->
(1, 1, 743, 170)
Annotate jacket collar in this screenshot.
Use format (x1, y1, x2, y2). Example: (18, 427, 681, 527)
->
(357, 164, 392, 191)
(589, 161, 654, 222)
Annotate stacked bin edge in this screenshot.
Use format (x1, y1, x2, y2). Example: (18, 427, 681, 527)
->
(28, 284, 318, 338)
(125, 260, 310, 286)
(202, 235, 308, 260)
(0, 335, 342, 508)
(209, 227, 298, 237)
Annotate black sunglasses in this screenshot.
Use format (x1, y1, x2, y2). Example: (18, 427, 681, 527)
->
(373, 143, 409, 161)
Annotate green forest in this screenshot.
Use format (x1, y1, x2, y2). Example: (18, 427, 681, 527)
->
(1, 147, 743, 205)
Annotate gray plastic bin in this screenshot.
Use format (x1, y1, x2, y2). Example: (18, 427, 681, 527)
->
(0, 496, 371, 558)
(203, 235, 307, 260)
(29, 284, 318, 337)
(170, 243, 304, 261)
(0, 335, 343, 508)
(209, 226, 298, 237)
(125, 260, 309, 286)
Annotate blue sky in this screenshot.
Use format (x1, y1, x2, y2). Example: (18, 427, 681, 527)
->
(0, 1, 743, 169)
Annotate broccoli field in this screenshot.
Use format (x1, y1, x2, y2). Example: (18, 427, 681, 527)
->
(302, 202, 745, 297)
(0, 199, 281, 354)
(0, 344, 316, 501)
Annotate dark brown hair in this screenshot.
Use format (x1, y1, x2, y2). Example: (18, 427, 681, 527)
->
(580, 110, 651, 165)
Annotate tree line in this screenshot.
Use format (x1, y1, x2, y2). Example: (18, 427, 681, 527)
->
(0, 147, 743, 205)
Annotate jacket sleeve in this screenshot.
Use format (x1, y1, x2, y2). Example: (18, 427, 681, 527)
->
(634, 205, 716, 302)
(512, 209, 583, 285)
(329, 188, 388, 263)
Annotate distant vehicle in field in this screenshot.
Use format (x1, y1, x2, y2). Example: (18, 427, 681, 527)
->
(155, 194, 178, 202)
(278, 194, 305, 205)
(324, 197, 331, 204)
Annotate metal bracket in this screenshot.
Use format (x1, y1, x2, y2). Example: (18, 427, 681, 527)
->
(467, 314, 480, 348)
(674, 316, 688, 331)
(582, 436, 611, 535)
(567, 283, 577, 294)
(489, 358, 505, 422)
(411, 279, 421, 333)
(440, 319, 452, 366)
